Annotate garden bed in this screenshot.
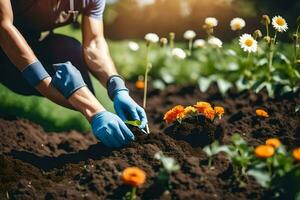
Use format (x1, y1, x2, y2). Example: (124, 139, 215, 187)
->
(0, 84, 299, 200)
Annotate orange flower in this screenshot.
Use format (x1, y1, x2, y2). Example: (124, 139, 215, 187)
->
(214, 106, 225, 118)
(121, 167, 146, 187)
(203, 107, 215, 120)
(292, 148, 300, 161)
(184, 106, 197, 115)
(265, 138, 281, 149)
(255, 145, 275, 158)
(256, 109, 269, 118)
(135, 80, 145, 89)
(163, 105, 185, 123)
(194, 101, 211, 113)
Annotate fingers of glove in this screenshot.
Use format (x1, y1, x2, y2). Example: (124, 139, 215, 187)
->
(136, 107, 148, 129)
(115, 105, 127, 122)
(99, 133, 112, 148)
(105, 131, 122, 148)
(119, 121, 135, 141)
(128, 107, 141, 122)
(108, 123, 128, 146)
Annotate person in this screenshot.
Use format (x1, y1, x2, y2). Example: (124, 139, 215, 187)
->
(0, 0, 148, 148)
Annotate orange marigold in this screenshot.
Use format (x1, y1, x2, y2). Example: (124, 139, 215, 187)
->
(214, 106, 225, 118)
(184, 106, 197, 115)
(255, 145, 275, 158)
(163, 105, 185, 123)
(135, 80, 145, 89)
(265, 138, 281, 149)
(292, 148, 300, 161)
(203, 107, 215, 121)
(256, 109, 269, 118)
(194, 101, 212, 113)
(121, 167, 146, 187)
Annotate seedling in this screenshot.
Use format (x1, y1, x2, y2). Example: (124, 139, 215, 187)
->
(154, 151, 180, 190)
(203, 141, 229, 168)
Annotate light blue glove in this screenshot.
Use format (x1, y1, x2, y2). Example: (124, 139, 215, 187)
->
(91, 111, 135, 148)
(51, 61, 86, 99)
(114, 90, 148, 129)
(107, 75, 148, 129)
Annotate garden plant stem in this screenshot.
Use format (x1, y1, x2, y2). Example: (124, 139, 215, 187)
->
(130, 187, 137, 200)
(143, 45, 150, 109)
(268, 31, 277, 81)
(188, 39, 193, 56)
(294, 24, 300, 64)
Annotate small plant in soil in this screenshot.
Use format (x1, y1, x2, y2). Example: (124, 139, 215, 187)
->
(203, 141, 229, 168)
(222, 134, 254, 187)
(154, 151, 180, 191)
(121, 167, 146, 200)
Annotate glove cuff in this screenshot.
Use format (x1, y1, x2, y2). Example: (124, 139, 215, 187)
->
(51, 61, 86, 99)
(107, 75, 129, 100)
(21, 61, 50, 87)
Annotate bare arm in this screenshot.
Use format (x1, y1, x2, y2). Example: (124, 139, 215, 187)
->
(0, 0, 72, 108)
(82, 16, 117, 86)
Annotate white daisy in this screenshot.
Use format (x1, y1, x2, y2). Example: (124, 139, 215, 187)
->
(230, 17, 246, 31)
(205, 17, 218, 28)
(208, 37, 223, 48)
(239, 33, 258, 53)
(272, 16, 288, 32)
(172, 48, 186, 59)
(128, 41, 140, 51)
(183, 30, 196, 40)
(193, 39, 206, 48)
(144, 33, 159, 43)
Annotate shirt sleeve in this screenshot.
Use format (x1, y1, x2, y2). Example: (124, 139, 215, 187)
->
(84, 0, 106, 20)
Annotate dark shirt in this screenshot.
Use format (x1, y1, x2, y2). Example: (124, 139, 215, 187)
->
(11, 0, 105, 32)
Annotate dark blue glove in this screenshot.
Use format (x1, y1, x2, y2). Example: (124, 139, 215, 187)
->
(107, 75, 148, 129)
(91, 111, 135, 148)
(51, 61, 86, 99)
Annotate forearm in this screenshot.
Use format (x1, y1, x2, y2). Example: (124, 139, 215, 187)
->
(0, 23, 72, 109)
(68, 86, 105, 122)
(83, 37, 117, 86)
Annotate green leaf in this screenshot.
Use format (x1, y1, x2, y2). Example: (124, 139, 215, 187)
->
(217, 79, 232, 95)
(295, 105, 300, 113)
(198, 77, 212, 92)
(247, 170, 271, 188)
(125, 120, 142, 127)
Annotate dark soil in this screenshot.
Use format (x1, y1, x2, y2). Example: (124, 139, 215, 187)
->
(0, 84, 299, 200)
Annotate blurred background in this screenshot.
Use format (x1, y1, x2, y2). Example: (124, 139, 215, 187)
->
(103, 0, 300, 40)
(1, 0, 299, 132)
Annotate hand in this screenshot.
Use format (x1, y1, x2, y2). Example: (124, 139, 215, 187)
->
(91, 111, 135, 148)
(114, 91, 148, 129)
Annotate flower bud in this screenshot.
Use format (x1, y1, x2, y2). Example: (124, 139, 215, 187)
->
(169, 32, 175, 40)
(253, 29, 262, 39)
(160, 37, 168, 47)
(296, 60, 300, 65)
(261, 15, 271, 25)
(263, 36, 271, 43)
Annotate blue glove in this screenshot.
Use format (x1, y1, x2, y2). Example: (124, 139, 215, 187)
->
(91, 111, 135, 148)
(51, 61, 86, 99)
(114, 90, 148, 129)
(107, 75, 148, 129)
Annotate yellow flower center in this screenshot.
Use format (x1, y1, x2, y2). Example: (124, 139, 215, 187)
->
(234, 23, 241, 30)
(276, 18, 285, 26)
(245, 39, 253, 47)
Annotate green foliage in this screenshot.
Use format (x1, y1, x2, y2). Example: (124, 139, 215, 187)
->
(125, 120, 142, 127)
(203, 141, 229, 167)
(154, 151, 180, 189)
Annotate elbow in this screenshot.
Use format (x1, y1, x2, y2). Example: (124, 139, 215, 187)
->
(0, 20, 13, 36)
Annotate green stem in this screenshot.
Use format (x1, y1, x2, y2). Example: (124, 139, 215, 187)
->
(143, 45, 150, 109)
(208, 157, 212, 168)
(267, 31, 277, 81)
(188, 39, 193, 56)
(294, 24, 300, 64)
(265, 23, 269, 37)
(130, 187, 137, 200)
